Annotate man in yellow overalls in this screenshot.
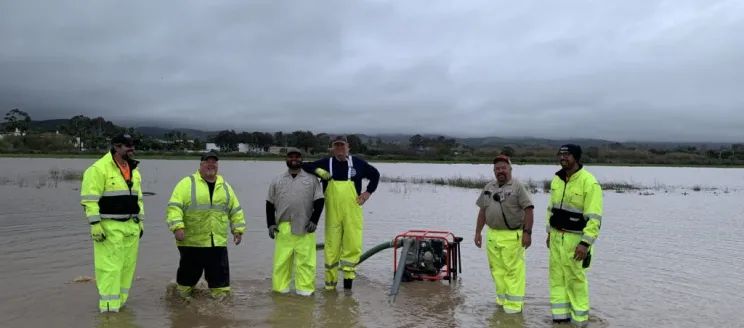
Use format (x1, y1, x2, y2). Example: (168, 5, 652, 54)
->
(165, 152, 246, 300)
(546, 144, 603, 327)
(474, 155, 534, 314)
(266, 148, 325, 296)
(301, 135, 380, 290)
(80, 133, 145, 313)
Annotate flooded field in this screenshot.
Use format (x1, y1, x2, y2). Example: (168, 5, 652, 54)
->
(1, 157, 743, 328)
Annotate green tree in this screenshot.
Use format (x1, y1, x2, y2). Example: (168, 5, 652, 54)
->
(3, 109, 32, 134)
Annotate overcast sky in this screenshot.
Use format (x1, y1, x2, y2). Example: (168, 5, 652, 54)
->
(1, 1, 743, 142)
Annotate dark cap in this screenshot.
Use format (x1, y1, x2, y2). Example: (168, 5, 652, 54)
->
(558, 144, 582, 161)
(331, 135, 348, 144)
(111, 133, 135, 146)
(285, 147, 303, 156)
(200, 151, 219, 161)
(492, 154, 512, 165)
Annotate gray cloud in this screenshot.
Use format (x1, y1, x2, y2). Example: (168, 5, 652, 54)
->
(1, 0, 743, 142)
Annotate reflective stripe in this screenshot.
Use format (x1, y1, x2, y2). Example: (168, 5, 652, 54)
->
(81, 195, 100, 201)
(325, 261, 339, 270)
(329, 155, 353, 179)
(88, 215, 101, 223)
(497, 294, 524, 301)
(168, 219, 183, 227)
(185, 175, 231, 213)
(229, 206, 242, 215)
(102, 190, 138, 197)
(581, 235, 596, 244)
(168, 202, 184, 210)
(121, 287, 129, 294)
(340, 259, 356, 268)
(100, 214, 139, 219)
(230, 222, 245, 231)
(551, 202, 602, 222)
(100, 294, 119, 301)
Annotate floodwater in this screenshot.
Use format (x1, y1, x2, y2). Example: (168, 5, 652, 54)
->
(1, 157, 743, 328)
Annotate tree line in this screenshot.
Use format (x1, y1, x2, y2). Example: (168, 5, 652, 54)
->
(1, 109, 743, 166)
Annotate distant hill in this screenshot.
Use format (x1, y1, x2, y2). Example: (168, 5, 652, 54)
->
(3, 118, 733, 149)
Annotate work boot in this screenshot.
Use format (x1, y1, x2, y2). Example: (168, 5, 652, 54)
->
(343, 278, 353, 289)
(552, 318, 570, 324)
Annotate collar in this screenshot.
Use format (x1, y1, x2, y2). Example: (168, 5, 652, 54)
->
(555, 164, 584, 181)
(107, 149, 140, 170)
(283, 169, 306, 178)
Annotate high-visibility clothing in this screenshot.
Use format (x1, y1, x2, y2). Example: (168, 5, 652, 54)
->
(486, 228, 526, 313)
(272, 221, 317, 295)
(546, 165, 603, 326)
(80, 151, 145, 312)
(316, 156, 364, 290)
(165, 171, 246, 247)
(166, 171, 245, 298)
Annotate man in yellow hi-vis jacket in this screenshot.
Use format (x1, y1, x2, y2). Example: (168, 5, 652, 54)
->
(301, 135, 380, 290)
(165, 152, 246, 300)
(266, 148, 325, 296)
(80, 134, 145, 313)
(546, 144, 603, 327)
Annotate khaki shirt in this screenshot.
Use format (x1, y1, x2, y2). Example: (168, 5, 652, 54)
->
(267, 170, 324, 235)
(475, 178, 534, 230)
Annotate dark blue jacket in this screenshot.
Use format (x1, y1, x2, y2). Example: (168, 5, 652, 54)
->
(301, 156, 380, 195)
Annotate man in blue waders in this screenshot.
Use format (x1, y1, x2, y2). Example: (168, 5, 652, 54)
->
(301, 135, 380, 290)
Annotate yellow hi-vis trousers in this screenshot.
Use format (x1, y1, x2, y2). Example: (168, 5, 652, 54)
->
(323, 179, 363, 290)
(486, 228, 526, 313)
(272, 221, 317, 296)
(549, 229, 592, 326)
(93, 219, 140, 312)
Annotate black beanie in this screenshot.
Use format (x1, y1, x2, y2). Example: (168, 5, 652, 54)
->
(558, 144, 582, 161)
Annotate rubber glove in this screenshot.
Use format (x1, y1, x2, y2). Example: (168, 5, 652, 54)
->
(268, 225, 279, 239)
(139, 221, 144, 239)
(306, 221, 317, 233)
(314, 168, 331, 180)
(91, 223, 106, 242)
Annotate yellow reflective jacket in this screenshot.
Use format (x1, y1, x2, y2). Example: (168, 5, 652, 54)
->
(546, 165, 603, 246)
(80, 151, 144, 224)
(166, 171, 246, 247)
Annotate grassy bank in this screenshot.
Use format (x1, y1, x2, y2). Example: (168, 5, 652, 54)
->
(2, 152, 744, 168)
(380, 175, 698, 193)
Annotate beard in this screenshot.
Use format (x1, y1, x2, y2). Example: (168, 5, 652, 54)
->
(286, 160, 302, 169)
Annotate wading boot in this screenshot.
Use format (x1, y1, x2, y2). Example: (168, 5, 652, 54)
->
(343, 278, 353, 290)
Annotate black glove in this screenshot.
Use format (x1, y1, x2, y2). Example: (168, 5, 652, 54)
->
(306, 221, 317, 233)
(268, 225, 279, 239)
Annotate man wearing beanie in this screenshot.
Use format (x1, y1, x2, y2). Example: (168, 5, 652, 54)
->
(545, 144, 603, 327)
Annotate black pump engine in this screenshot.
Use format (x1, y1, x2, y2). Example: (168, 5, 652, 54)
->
(401, 238, 448, 282)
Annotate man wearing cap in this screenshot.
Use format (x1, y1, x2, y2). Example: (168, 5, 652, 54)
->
(80, 133, 145, 312)
(266, 147, 325, 296)
(165, 151, 246, 300)
(546, 144, 603, 326)
(301, 135, 380, 290)
(474, 154, 534, 314)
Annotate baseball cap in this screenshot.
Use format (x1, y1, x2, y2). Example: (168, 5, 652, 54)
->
(331, 135, 348, 144)
(493, 154, 512, 165)
(285, 147, 303, 156)
(200, 151, 219, 161)
(111, 133, 135, 146)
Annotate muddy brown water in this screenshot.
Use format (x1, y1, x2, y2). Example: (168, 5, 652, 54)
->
(1, 158, 743, 328)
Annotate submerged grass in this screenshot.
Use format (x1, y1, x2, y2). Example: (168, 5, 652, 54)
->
(380, 175, 691, 193)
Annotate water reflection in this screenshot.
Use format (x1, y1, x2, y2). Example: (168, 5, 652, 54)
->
(266, 292, 316, 327)
(313, 291, 364, 328)
(95, 309, 142, 328)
